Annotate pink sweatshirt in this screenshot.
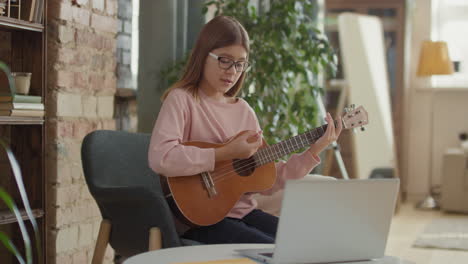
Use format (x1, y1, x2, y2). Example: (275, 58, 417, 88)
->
(148, 88, 320, 219)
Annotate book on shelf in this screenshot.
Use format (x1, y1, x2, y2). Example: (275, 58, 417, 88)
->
(0, 94, 42, 103)
(0, 109, 45, 117)
(0, 102, 44, 111)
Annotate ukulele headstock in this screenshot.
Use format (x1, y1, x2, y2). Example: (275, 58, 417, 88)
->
(342, 105, 368, 131)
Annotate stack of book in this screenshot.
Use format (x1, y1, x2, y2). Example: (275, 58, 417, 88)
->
(0, 94, 44, 117)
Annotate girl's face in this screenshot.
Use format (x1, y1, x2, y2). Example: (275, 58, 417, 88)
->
(200, 44, 248, 99)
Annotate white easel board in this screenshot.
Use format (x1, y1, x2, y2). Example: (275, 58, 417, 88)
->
(338, 13, 396, 179)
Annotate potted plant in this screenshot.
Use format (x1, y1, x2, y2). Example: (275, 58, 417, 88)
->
(162, 0, 337, 146)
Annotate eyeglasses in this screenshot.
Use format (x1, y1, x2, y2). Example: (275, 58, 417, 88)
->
(209, 52, 251, 73)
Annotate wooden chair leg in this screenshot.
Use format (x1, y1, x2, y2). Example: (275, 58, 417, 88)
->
(92, 219, 111, 264)
(148, 227, 162, 251)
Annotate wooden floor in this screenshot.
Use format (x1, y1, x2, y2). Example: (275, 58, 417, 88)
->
(386, 202, 468, 264)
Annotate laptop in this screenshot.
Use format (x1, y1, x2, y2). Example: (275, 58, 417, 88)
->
(236, 178, 399, 264)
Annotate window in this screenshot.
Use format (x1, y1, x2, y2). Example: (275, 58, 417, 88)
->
(432, 0, 468, 87)
(131, 0, 139, 89)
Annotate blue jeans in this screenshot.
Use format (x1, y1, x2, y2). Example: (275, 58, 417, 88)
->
(182, 209, 278, 244)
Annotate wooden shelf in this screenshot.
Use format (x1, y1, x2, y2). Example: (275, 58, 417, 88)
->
(0, 208, 44, 225)
(0, 116, 44, 125)
(0, 16, 43, 32)
(0, 1, 47, 263)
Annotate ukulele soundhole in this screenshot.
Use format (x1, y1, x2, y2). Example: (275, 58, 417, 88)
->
(233, 157, 256, 176)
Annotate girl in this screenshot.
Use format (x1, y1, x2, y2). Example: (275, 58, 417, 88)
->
(148, 15, 342, 244)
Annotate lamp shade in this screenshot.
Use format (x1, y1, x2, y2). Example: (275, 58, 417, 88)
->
(417, 41, 454, 76)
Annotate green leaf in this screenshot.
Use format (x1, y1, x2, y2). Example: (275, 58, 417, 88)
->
(0, 61, 17, 95)
(0, 188, 29, 264)
(0, 232, 25, 264)
(0, 188, 15, 211)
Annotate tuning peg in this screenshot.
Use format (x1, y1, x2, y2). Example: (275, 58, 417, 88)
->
(350, 104, 356, 110)
(361, 126, 366, 131)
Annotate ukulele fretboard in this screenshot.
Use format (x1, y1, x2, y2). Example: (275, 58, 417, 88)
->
(253, 120, 338, 167)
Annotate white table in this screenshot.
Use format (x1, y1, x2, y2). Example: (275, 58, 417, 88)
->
(123, 244, 412, 264)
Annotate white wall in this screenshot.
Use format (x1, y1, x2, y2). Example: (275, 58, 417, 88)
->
(403, 0, 468, 200)
(403, 0, 434, 199)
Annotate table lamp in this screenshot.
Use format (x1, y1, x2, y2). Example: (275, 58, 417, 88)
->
(416, 40, 454, 210)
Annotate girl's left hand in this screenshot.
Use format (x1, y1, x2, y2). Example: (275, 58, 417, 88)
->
(308, 112, 342, 157)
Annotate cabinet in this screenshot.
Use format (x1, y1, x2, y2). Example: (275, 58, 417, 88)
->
(323, 0, 406, 178)
(0, 1, 47, 263)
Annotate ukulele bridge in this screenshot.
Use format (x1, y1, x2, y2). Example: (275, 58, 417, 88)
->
(201, 171, 217, 198)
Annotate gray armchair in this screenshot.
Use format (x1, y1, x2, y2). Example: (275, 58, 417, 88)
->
(81, 130, 198, 263)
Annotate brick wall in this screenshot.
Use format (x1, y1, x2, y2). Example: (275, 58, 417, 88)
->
(47, 0, 118, 263)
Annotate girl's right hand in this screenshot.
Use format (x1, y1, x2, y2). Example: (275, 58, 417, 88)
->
(215, 130, 263, 161)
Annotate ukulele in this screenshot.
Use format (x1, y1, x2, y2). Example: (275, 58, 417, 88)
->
(160, 105, 369, 226)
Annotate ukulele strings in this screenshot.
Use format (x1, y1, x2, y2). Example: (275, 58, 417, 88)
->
(210, 124, 330, 182)
(211, 140, 306, 183)
(210, 127, 325, 181)
(210, 139, 300, 180)
(210, 128, 321, 179)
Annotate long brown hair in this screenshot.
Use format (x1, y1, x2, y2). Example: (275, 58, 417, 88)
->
(162, 16, 250, 100)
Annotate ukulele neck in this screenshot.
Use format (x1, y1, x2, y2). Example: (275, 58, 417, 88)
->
(253, 120, 339, 166)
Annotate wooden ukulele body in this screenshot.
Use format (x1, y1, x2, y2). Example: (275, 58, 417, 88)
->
(160, 131, 277, 227)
